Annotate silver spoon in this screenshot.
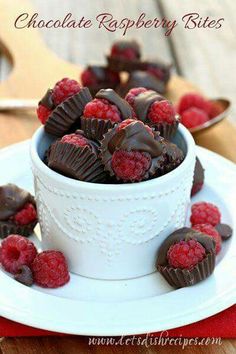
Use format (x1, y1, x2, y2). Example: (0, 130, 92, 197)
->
(0, 99, 38, 111)
(189, 98, 231, 134)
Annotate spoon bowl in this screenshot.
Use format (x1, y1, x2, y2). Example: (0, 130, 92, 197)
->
(189, 98, 231, 135)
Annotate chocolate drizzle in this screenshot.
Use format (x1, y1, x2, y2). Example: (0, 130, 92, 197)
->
(0, 184, 35, 221)
(134, 91, 164, 121)
(39, 89, 55, 109)
(108, 121, 163, 157)
(96, 89, 132, 120)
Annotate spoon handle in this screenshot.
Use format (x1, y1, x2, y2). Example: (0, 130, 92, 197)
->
(0, 99, 38, 111)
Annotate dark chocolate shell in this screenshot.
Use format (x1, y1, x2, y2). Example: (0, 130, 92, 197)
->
(44, 87, 92, 137)
(81, 116, 115, 141)
(48, 141, 107, 183)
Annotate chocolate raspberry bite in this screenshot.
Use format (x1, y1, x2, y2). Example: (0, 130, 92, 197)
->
(100, 119, 184, 183)
(0, 184, 38, 238)
(81, 65, 120, 96)
(191, 157, 205, 196)
(133, 90, 180, 140)
(107, 40, 142, 73)
(117, 71, 165, 97)
(142, 59, 171, 85)
(47, 131, 107, 183)
(37, 78, 92, 137)
(81, 88, 133, 141)
(156, 227, 216, 288)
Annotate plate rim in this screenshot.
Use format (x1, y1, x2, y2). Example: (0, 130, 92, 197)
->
(0, 140, 235, 336)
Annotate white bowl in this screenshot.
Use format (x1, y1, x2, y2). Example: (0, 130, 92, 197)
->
(30, 124, 195, 280)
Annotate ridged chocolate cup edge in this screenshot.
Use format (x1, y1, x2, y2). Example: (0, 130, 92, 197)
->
(81, 116, 115, 141)
(48, 141, 107, 183)
(44, 87, 92, 137)
(0, 220, 38, 239)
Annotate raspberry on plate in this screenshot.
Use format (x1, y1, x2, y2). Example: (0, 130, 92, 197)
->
(0, 234, 37, 274)
(0, 184, 38, 238)
(190, 202, 221, 226)
(52, 78, 82, 105)
(156, 227, 216, 288)
(32, 250, 70, 288)
(192, 223, 222, 254)
(167, 239, 206, 269)
(177, 93, 209, 115)
(181, 107, 209, 129)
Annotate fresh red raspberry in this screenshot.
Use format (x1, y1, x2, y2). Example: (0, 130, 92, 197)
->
(177, 93, 209, 114)
(167, 239, 206, 269)
(52, 78, 81, 105)
(37, 104, 52, 125)
(0, 235, 37, 274)
(148, 100, 176, 124)
(11, 203, 37, 226)
(125, 87, 148, 107)
(61, 133, 88, 147)
(181, 108, 209, 129)
(32, 250, 70, 288)
(190, 202, 221, 226)
(111, 44, 138, 60)
(117, 119, 154, 136)
(192, 224, 222, 254)
(111, 150, 151, 182)
(83, 98, 121, 122)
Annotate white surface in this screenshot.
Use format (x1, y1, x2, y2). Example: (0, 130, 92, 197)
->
(30, 125, 195, 279)
(0, 140, 235, 335)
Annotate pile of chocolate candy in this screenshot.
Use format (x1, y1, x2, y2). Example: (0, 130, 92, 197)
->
(37, 75, 183, 184)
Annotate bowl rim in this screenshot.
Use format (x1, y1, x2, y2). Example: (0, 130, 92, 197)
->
(30, 124, 196, 192)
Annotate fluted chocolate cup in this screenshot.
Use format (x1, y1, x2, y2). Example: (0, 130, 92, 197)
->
(80, 116, 115, 141)
(0, 220, 38, 239)
(156, 227, 216, 288)
(48, 141, 107, 183)
(134, 90, 179, 139)
(44, 87, 92, 137)
(81, 88, 133, 142)
(0, 183, 38, 238)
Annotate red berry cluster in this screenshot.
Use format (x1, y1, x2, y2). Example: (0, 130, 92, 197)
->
(0, 235, 70, 288)
(177, 93, 223, 129)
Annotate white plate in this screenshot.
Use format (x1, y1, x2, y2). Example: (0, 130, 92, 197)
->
(0, 141, 235, 335)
